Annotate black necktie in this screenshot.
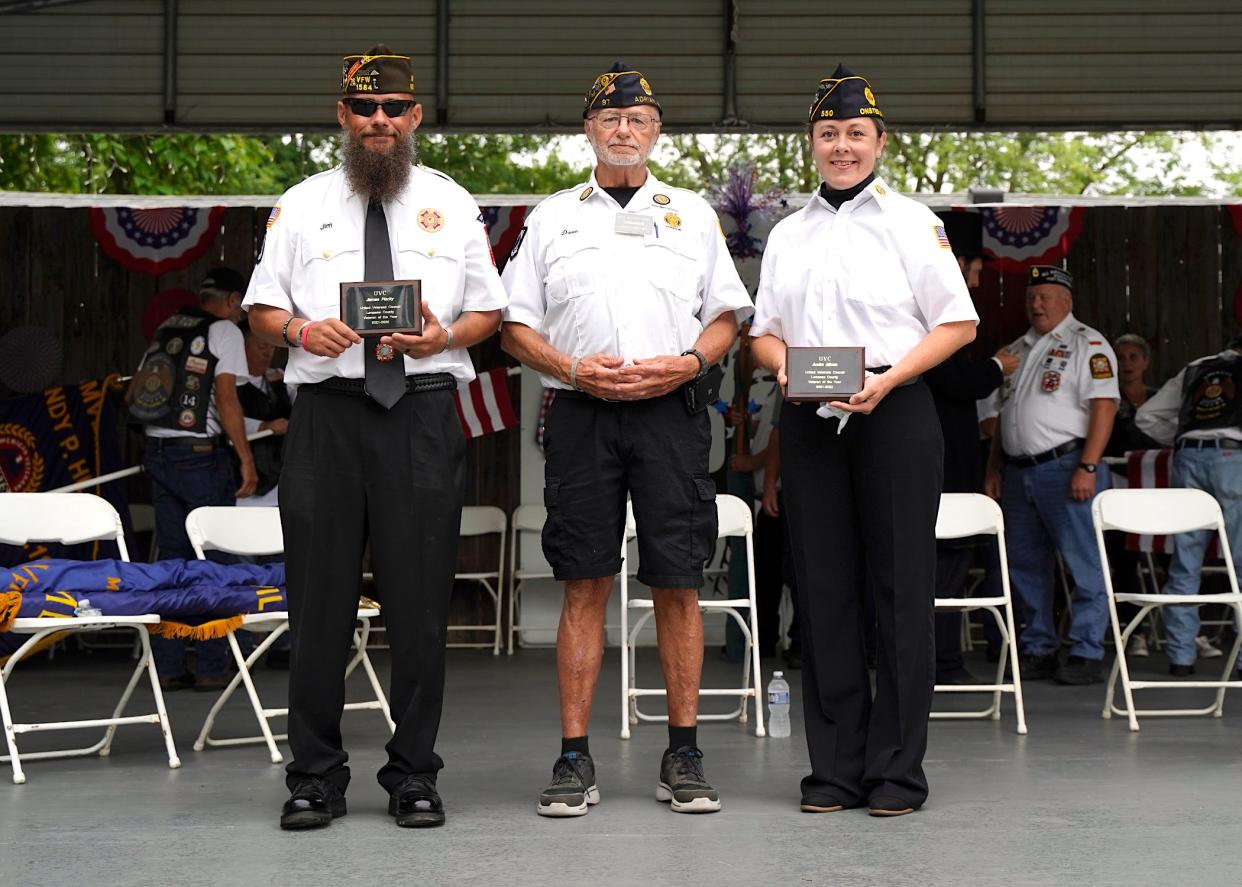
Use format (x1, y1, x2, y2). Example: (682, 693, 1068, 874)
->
(363, 201, 406, 409)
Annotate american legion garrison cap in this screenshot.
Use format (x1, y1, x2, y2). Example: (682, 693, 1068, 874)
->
(1027, 265, 1075, 293)
(583, 61, 662, 118)
(808, 63, 884, 124)
(342, 50, 415, 95)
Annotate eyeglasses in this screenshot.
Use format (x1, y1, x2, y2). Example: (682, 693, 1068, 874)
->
(591, 113, 658, 132)
(345, 98, 415, 118)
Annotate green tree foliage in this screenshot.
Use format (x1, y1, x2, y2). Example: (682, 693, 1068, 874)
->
(1, 129, 1235, 197)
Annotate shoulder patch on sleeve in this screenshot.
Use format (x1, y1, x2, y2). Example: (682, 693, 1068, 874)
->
(934, 225, 951, 249)
(1090, 353, 1114, 380)
(509, 226, 528, 260)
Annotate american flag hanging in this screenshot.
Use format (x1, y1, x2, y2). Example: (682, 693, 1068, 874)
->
(455, 366, 519, 439)
(479, 205, 530, 274)
(1123, 449, 1220, 558)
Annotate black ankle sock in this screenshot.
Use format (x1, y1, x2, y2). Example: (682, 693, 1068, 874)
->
(668, 725, 697, 752)
(561, 735, 590, 757)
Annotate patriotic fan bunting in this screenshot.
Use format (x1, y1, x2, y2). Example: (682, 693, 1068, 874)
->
(90, 206, 225, 275)
(980, 206, 1086, 273)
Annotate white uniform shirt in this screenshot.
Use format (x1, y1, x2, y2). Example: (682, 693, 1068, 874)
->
(1135, 350, 1242, 447)
(994, 313, 1120, 457)
(243, 165, 508, 385)
(750, 178, 978, 367)
(501, 171, 753, 390)
(143, 318, 247, 440)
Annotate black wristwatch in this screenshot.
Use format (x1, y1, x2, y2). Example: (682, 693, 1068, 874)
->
(681, 348, 708, 379)
(1077, 462, 1098, 474)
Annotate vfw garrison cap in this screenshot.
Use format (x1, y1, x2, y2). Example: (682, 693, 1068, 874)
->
(584, 61, 662, 118)
(808, 63, 883, 124)
(1027, 265, 1075, 293)
(342, 51, 415, 95)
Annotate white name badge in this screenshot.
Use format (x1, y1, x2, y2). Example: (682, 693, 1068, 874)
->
(614, 212, 652, 236)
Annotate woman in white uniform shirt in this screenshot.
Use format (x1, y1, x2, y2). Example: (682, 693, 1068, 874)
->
(750, 66, 979, 817)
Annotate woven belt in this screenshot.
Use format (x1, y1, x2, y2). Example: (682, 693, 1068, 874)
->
(1006, 438, 1084, 468)
(307, 373, 457, 397)
(1177, 437, 1242, 450)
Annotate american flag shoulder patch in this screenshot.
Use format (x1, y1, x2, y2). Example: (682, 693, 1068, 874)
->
(934, 225, 951, 249)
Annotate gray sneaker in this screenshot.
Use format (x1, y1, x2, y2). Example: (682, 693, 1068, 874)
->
(537, 752, 599, 817)
(656, 746, 721, 814)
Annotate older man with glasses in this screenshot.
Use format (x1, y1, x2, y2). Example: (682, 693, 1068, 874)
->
(501, 62, 752, 817)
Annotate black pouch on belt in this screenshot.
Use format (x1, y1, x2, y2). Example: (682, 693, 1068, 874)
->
(683, 363, 724, 415)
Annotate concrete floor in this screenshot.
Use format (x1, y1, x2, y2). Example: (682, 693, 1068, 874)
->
(0, 645, 1239, 887)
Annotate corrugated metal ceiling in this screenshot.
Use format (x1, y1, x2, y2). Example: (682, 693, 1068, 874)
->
(1, 0, 1238, 133)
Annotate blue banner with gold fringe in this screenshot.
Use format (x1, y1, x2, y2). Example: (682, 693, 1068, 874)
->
(0, 375, 128, 563)
(1, 558, 287, 661)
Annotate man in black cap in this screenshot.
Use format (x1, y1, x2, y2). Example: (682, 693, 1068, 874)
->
(245, 45, 507, 830)
(984, 266, 1118, 685)
(127, 266, 257, 690)
(501, 62, 752, 817)
(925, 213, 1017, 683)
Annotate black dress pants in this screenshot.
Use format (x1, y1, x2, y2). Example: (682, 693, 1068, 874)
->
(781, 381, 942, 809)
(279, 384, 465, 794)
(934, 545, 974, 675)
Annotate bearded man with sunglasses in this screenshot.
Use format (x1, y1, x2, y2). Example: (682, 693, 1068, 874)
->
(245, 45, 506, 831)
(501, 62, 751, 817)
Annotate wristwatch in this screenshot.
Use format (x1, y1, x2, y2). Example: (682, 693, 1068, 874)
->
(681, 349, 708, 379)
(1077, 462, 1098, 474)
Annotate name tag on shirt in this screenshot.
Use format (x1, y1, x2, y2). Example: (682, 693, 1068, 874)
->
(614, 212, 651, 237)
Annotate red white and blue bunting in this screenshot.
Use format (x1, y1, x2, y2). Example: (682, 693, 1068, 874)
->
(979, 205, 1086, 273)
(90, 206, 225, 276)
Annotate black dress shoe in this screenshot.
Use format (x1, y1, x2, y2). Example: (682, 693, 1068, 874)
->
(389, 774, 445, 828)
(1054, 655, 1103, 685)
(867, 796, 915, 817)
(1018, 651, 1060, 680)
(1169, 663, 1196, 677)
(158, 673, 195, 692)
(280, 777, 347, 830)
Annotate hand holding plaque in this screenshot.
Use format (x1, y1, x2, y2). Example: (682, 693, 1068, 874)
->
(340, 279, 423, 337)
(784, 346, 865, 402)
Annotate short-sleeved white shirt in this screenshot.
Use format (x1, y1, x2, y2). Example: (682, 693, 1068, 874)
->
(144, 318, 247, 440)
(996, 313, 1120, 457)
(750, 178, 978, 367)
(243, 164, 508, 385)
(501, 170, 753, 390)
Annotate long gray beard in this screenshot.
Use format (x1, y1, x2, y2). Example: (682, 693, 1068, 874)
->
(341, 128, 418, 202)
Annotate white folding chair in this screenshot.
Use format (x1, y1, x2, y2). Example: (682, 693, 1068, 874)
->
(621, 494, 766, 739)
(931, 494, 1028, 734)
(0, 492, 180, 784)
(185, 506, 394, 763)
(451, 506, 507, 655)
(1093, 488, 1242, 731)
(508, 504, 556, 654)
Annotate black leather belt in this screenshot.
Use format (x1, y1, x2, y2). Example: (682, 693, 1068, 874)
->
(1006, 438, 1084, 468)
(1177, 437, 1242, 450)
(146, 436, 222, 451)
(306, 373, 457, 397)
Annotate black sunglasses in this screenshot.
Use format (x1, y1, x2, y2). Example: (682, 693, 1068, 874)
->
(345, 98, 414, 118)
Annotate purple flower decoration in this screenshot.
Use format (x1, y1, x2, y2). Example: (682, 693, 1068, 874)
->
(709, 164, 787, 259)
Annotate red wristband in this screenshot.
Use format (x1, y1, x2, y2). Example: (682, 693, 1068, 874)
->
(299, 321, 315, 351)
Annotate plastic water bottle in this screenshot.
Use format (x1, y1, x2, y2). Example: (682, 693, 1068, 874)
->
(73, 598, 102, 617)
(767, 671, 791, 738)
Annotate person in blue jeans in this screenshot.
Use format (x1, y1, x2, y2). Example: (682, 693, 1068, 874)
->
(126, 267, 257, 691)
(1136, 340, 1242, 676)
(984, 266, 1118, 685)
